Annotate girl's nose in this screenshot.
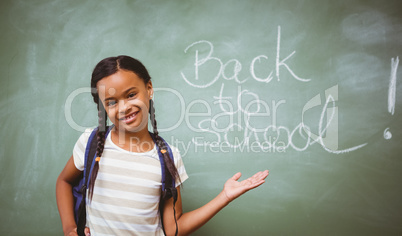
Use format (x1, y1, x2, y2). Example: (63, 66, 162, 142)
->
(118, 100, 132, 114)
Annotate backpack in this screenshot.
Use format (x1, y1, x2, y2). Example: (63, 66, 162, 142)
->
(72, 126, 177, 236)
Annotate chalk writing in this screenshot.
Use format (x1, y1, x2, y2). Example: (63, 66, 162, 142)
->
(388, 57, 399, 115)
(181, 26, 310, 88)
(384, 56, 399, 139)
(179, 26, 377, 154)
(188, 84, 367, 153)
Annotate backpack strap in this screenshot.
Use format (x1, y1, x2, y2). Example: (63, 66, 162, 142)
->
(149, 132, 178, 236)
(149, 132, 176, 193)
(76, 126, 111, 236)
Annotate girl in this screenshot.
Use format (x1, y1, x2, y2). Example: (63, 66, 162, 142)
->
(56, 55, 269, 236)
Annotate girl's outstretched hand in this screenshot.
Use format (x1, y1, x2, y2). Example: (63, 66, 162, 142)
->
(222, 170, 269, 202)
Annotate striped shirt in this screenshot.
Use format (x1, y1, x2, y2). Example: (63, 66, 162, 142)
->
(73, 129, 188, 236)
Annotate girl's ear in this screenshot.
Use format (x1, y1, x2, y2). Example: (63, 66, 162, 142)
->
(147, 81, 153, 99)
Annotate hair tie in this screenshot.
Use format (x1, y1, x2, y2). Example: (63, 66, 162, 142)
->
(161, 149, 167, 154)
(95, 157, 101, 162)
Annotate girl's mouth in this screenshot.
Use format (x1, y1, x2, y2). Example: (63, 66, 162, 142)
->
(121, 111, 139, 124)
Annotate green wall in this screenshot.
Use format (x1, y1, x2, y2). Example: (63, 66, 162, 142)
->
(1, 0, 401, 235)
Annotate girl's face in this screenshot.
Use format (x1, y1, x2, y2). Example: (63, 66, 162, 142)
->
(97, 69, 153, 133)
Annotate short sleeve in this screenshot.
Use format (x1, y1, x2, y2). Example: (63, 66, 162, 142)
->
(72, 128, 94, 171)
(171, 146, 189, 187)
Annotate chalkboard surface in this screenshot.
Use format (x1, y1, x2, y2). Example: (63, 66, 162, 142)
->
(1, 0, 401, 235)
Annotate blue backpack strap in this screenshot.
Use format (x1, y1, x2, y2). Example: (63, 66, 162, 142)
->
(86, 126, 112, 187)
(83, 128, 99, 186)
(150, 132, 178, 236)
(149, 132, 176, 192)
(76, 126, 112, 236)
(74, 127, 98, 236)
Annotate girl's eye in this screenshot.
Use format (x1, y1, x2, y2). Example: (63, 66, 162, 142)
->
(106, 100, 117, 106)
(128, 93, 136, 98)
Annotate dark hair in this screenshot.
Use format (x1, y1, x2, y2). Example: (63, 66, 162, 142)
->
(88, 55, 180, 200)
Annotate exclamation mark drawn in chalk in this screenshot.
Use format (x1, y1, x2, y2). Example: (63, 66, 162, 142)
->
(384, 56, 399, 140)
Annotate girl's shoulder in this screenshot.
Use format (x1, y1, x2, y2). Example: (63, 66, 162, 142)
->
(74, 127, 97, 154)
(83, 127, 95, 135)
(73, 128, 96, 171)
(79, 127, 96, 144)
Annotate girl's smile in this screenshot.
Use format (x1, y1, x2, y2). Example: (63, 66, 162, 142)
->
(120, 110, 139, 124)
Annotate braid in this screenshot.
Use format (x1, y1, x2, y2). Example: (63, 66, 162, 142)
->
(149, 99, 181, 187)
(149, 99, 158, 136)
(88, 101, 108, 200)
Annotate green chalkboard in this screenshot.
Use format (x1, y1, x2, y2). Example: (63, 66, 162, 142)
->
(1, 0, 401, 235)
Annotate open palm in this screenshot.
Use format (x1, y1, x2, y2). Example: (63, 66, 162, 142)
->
(223, 170, 269, 202)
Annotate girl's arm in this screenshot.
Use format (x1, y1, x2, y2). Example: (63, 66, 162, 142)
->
(162, 170, 269, 236)
(56, 155, 83, 236)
